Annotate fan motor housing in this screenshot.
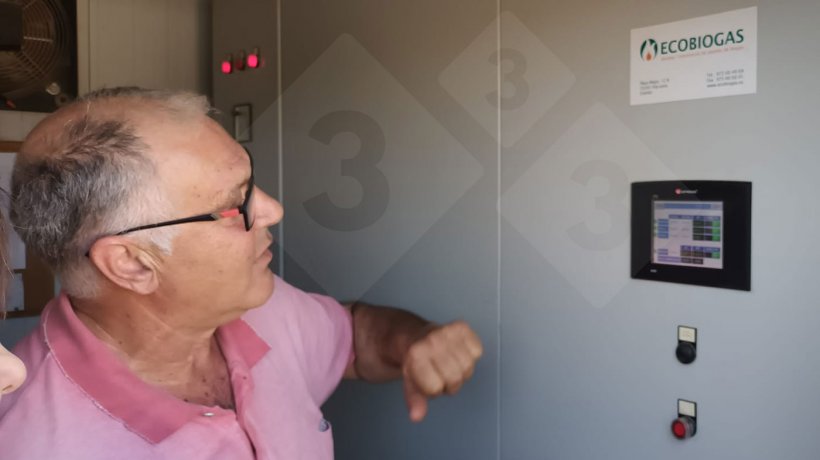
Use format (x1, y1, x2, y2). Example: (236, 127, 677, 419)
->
(0, 2, 24, 51)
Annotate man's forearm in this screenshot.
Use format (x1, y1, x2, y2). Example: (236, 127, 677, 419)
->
(345, 301, 433, 382)
(343, 300, 483, 421)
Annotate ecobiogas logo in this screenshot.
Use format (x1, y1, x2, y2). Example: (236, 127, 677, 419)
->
(639, 28, 745, 62)
(640, 39, 658, 61)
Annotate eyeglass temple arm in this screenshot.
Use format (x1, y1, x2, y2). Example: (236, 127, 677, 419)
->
(115, 214, 218, 236)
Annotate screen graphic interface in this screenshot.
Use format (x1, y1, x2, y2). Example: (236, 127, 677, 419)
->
(653, 201, 723, 269)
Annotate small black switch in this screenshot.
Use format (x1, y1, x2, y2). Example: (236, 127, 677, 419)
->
(676, 342, 696, 364)
(676, 326, 697, 365)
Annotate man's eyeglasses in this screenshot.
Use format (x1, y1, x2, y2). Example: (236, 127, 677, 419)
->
(86, 148, 256, 257)
(117, 148, 256, 236)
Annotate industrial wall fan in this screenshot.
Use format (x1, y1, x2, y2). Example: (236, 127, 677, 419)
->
(0, 0, 77, 112)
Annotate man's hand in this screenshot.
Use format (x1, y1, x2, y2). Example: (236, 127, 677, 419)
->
(344, 302, 483, 422)
(401, 321, 483, 422)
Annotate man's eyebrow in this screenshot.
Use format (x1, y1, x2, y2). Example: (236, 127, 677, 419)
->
(213, 177, 250, 210)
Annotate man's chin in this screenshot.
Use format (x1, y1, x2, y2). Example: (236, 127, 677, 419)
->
(247, 272, 276, 309)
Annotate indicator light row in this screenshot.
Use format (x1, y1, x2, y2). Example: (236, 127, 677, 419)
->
(221, 48, 262, 74)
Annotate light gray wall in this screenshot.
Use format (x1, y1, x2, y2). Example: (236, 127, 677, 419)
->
(213, 0, 820, 459)
(86, 0, 212, 95)
(500, 1, 820, 459)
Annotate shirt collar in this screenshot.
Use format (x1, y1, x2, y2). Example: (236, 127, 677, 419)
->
(43, 292, 270, 444)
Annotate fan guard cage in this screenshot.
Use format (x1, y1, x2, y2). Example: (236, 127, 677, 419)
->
(0, 0, 71, 100)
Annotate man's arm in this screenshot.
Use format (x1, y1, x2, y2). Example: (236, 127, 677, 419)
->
(343, 301, 483, 422)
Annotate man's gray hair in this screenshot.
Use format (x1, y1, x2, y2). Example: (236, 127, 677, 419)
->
(10, 87, 212, 298)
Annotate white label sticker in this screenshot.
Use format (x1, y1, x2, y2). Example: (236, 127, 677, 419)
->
(678, 400, 697, 418)
(631, 7, 757, 105)
(678, 326, 697, 343)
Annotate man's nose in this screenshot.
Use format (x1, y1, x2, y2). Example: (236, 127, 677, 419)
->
(253, 186, 284, 229)
(0, 345, 26, 395)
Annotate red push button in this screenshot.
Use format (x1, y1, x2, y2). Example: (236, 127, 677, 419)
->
(672, 420, 687, 438)
(671, 416, 696, 440)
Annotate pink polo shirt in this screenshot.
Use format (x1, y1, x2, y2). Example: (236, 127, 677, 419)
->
(0, 276, 353, 459)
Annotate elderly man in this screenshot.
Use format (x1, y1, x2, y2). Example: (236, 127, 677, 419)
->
(0, 87, 482, 459)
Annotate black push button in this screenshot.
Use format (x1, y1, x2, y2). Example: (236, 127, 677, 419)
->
(676, 341, 696, 364)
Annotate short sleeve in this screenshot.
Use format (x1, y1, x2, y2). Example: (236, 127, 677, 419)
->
(300, 292, 355, 404)
(242, 277, 355, 406)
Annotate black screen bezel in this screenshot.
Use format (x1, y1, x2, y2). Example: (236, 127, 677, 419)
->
(631, 181, 751, 291)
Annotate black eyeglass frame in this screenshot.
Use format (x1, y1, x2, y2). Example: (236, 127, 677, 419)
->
(117, 148, 256, 235)
(85, 148, 256, 257)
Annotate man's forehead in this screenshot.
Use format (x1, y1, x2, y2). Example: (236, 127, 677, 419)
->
(150, 120, 249, 208)
(150, 118, 245, 172)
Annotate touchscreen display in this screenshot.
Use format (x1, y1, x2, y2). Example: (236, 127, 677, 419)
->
(653, 201, 723, 269)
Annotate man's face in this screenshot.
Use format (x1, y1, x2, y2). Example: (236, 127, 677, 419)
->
(145, 116, 283, 326)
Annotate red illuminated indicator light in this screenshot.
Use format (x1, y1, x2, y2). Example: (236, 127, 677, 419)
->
(675, 188, 682, 195)
(671, 420, 686, 438)
(247, 53, 259, 68)
(221, 60, 232, 74)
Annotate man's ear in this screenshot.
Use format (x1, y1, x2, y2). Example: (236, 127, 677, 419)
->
(88, 237, 160, 295)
